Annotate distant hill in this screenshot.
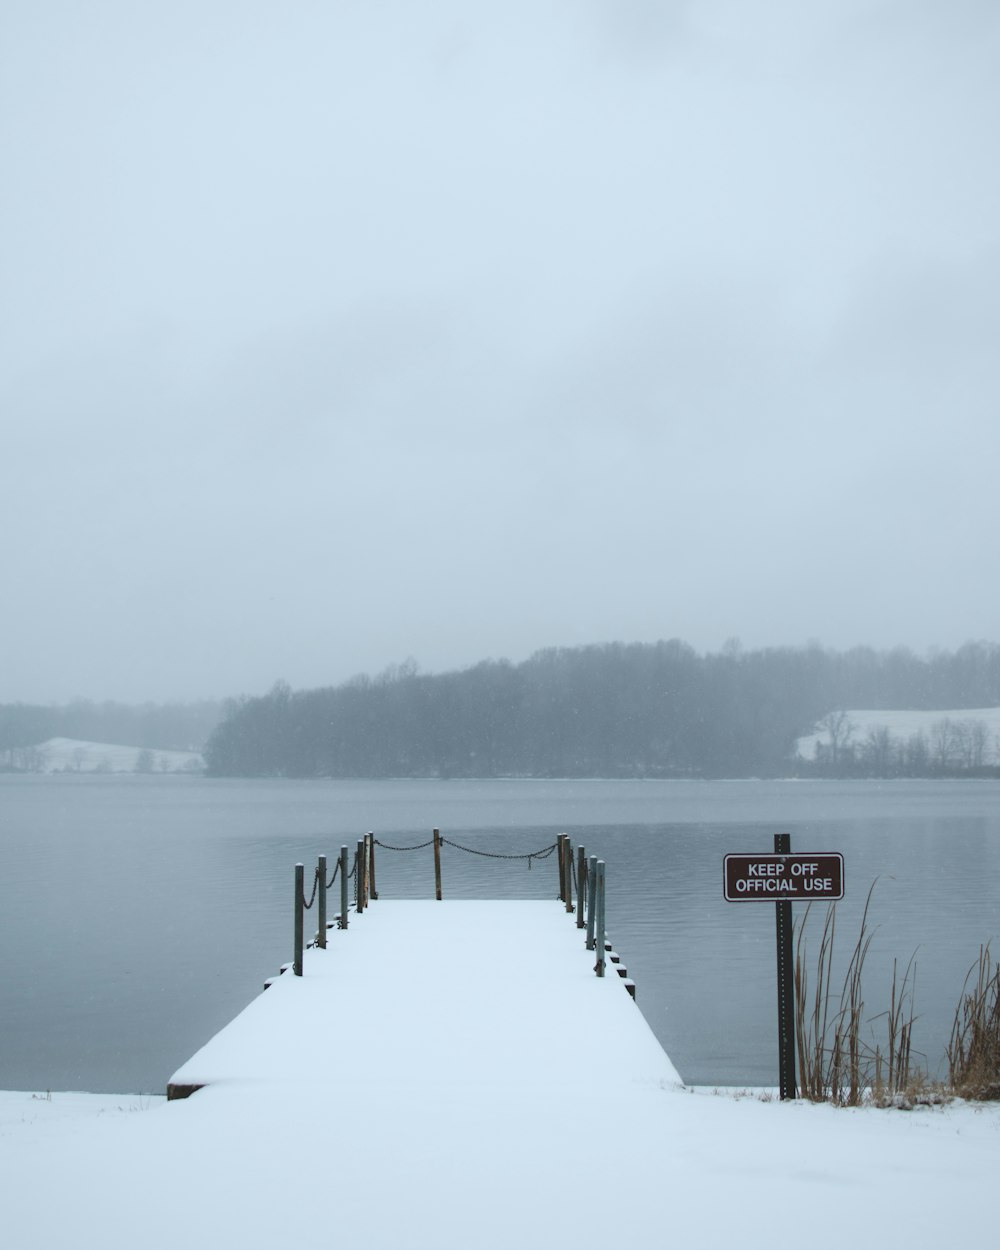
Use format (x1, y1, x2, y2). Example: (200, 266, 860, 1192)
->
(0, 699, 220, 757)
(10, 737, 205, 775)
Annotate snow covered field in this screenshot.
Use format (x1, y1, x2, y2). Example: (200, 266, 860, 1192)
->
(795, 708, 1000, 763)
(2, 1083, 998, 1250)
(18, 736, 204, 773)
(3, 901, 999, 1249)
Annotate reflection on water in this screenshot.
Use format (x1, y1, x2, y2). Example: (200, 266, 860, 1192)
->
(1, 776, 998, 1091)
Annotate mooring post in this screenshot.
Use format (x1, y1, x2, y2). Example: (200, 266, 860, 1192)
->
(433, 828, 442, 901)
(586, 854, 598, 950)
(594, 860, 606, 977)
(576, 846, 586, 928)
(356, 839, 365, 912)
(317, 854, 327, 949)
(340, 844, 349, 929)
(294, 862, 304, 976)
(564, 838, 574, 914)
(368, 832, 378, 900)
(557, 833, 567, 901)
(774, 832, 797, 1100)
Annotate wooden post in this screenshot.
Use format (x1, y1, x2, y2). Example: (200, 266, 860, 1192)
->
(340, 845, 349, 929)
(356, 839, 365, 912)
(368, 832, 377, 900)
(594, 860, 606, 977)
(557, 833, 566, 901)
(317, 855, 327, 949)
(294, 863, 304, 976)
(576, 846, 586, 928)
(433, 828, 442, 901)
(564, 837, 574, 914)
(586, 854, 597, 950)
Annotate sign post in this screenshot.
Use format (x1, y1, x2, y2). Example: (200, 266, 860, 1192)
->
(723, 839, 844, 1100)
(773, 833, 796, 1101)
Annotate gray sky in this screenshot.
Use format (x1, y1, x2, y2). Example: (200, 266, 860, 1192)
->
(2, 0, 998, 704)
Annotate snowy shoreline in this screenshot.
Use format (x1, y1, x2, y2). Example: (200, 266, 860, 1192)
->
(4, 1084, 999, 1250)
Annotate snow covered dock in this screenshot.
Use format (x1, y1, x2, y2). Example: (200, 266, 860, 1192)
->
(169, 899, 677, 1093)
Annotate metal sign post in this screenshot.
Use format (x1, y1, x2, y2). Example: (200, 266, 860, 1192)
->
(723, 838, 845, 1100)
(773, 833, 796, 1101)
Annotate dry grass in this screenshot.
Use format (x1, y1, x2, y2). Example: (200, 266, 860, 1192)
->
(869, 952, 921, 1105)
(793, 882, 923, 1107)
(947, 945, 1000, 1100)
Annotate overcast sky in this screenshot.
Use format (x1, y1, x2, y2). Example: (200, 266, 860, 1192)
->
(2, 0, 998, 704)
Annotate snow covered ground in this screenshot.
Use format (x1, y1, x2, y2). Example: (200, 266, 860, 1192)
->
(0, 1090, 165, 1135)
(794, 707, 1000, 763)
(3, 900, 999, 1249)
(21, 736, 204, 773)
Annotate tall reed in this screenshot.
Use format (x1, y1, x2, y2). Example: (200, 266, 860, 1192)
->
(947, 945, 1000, 1099)
(793, 882, 919, 1106)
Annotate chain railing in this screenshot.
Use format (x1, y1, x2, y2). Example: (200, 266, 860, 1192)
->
(286, 829, 631, 995)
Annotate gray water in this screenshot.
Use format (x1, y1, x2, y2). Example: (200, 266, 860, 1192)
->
(2, 775, 998, 1092)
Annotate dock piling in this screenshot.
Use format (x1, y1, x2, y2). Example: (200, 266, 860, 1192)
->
(586, 855, 597, 950)
(340, 845, 349, 928)
(317, 855, 327, 949)
(356, 840, 365, 912)
(433, 828, 442, 901)
(294, 863, 304, 976)
(576, 846, 586, 928)
(594, 861, 606, 977)
(557, 834, 566, 901)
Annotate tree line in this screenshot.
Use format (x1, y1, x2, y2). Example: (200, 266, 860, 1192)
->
(806, 710, 998, 778)
(202, 640, 1000, 779)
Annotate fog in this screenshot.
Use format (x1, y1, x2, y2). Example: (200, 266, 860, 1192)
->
(3, 1, 998, 703)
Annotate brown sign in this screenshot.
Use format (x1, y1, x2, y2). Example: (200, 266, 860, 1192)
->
(724, 853, 844, 902)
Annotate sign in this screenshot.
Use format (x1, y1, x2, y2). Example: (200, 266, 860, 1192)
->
(724, 853, 844, 902)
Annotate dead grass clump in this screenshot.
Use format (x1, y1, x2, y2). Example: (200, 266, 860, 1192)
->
(794, 882, 922, 1107)
(947, 946, 1000, 1100)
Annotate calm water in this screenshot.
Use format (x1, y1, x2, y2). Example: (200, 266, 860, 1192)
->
(2, 775, 998, 1092)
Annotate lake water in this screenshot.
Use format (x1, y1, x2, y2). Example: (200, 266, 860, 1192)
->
(2, 775, 998, 1093)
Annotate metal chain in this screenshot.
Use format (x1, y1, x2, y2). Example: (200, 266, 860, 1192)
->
(325, 859, 341, 890)
(441, 837, 558, 864)
(348, 854, 358, 879)
(301, 866, 320, 911)
(373, 837, 436, 851)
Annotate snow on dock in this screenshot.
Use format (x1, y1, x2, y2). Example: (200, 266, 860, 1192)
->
(168, 899, 679, 1094)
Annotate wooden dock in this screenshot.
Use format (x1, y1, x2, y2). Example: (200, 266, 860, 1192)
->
(168, 899, 680, 1096)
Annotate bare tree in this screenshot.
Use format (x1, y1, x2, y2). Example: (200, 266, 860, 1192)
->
(905, 730, 930, 773)
(862, 725, 895, 775)
(818, 710, 856, 770)
(931, 718, 957, 769)
(962, 719, 991, 770)
(134, 748, 155, 774)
